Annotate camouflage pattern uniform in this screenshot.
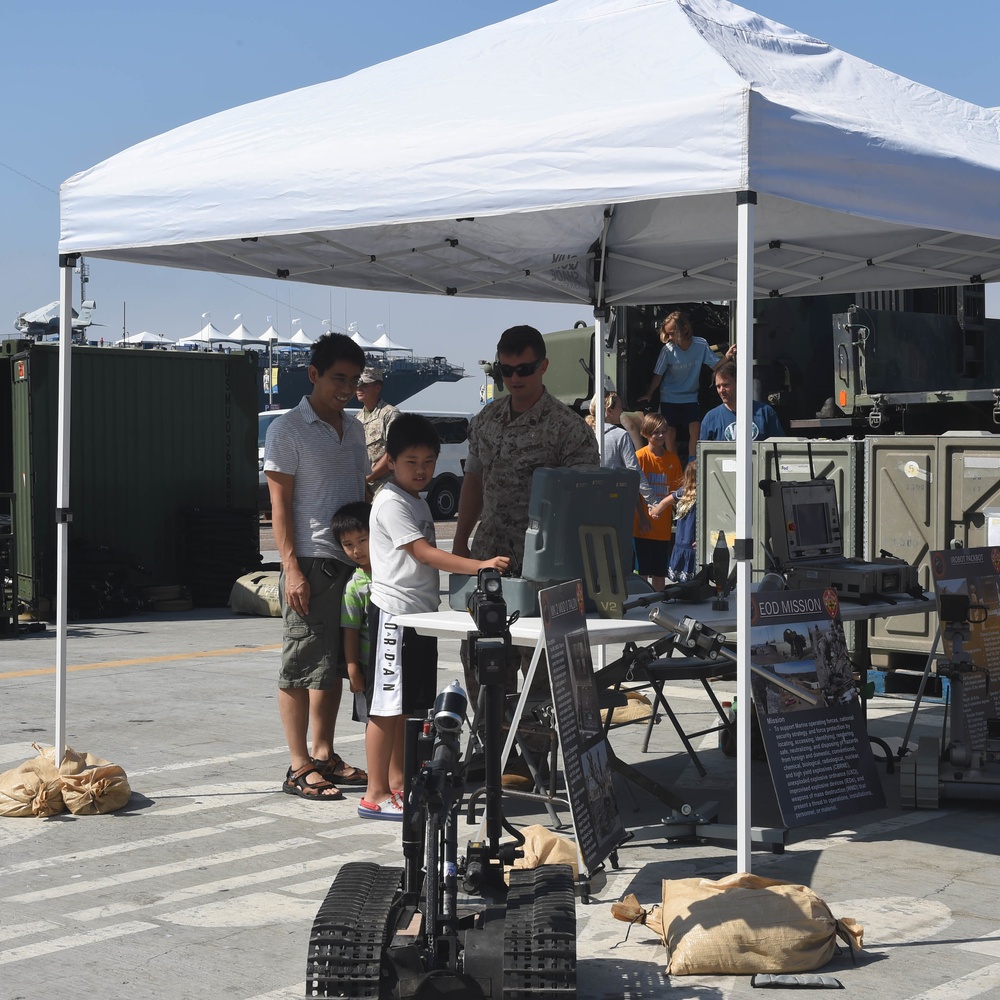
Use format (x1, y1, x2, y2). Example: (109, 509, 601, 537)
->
(466, 388, 599, 566)
(462, 387, 600, 734)
(359, 399, 398, 492)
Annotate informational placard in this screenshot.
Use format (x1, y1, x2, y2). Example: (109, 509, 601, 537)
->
(539, 580, 624, 875)
(930, 547, 1000, 750)
(751, 588, 886, 828)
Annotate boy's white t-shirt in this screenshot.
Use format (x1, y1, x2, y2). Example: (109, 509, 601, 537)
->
(369, 482, 440, 616)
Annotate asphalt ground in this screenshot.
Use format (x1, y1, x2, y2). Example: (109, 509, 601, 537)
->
(2, 534, 1000, 999)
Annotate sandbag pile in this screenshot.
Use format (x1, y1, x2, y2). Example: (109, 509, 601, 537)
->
(613, 872, 863, 976)
(0, 743, 132, 818)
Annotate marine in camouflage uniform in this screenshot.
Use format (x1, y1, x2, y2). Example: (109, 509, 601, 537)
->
(356, 366, 399, 493)
(455, 326, 599, 728)
(465, 389, 599, 565)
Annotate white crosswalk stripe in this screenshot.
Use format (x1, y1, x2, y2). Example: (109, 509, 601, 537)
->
(0, 816, 273, 877)
(67, 853, 381, 922)
(7, 837, 317, 903)
(0, 922, 158, 967)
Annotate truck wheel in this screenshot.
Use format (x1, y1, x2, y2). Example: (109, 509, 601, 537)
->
(428, 479, 459, 520)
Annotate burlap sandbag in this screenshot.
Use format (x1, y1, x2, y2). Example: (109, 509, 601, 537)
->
(600, 691, 653, 726)
(0, 757, 65, 817)
(646, 873, 864, 975)
(32, 743, 91, 775)
(32, 743, 132, 815)
(506, 824, 580, 882)
(60, 764, 132, 814)
(229, 571, 282, 617)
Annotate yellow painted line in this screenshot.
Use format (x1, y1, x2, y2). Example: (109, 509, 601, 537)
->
(0, 644, 282, 680)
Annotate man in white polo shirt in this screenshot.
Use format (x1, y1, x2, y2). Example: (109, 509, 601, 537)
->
(264, 333, 370, 801)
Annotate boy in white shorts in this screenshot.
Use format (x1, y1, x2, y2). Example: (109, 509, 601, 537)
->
(364, 414, 509, 820)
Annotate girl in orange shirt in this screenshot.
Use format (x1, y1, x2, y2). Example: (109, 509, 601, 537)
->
(633, 412, 684, 591)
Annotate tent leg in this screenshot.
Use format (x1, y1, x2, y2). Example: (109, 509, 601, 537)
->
(593, 308, 607, 453)
(734, 192, 756, 874)
(55, 256, 76, 767)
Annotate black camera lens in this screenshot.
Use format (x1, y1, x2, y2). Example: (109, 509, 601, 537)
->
(468, 567, 507, 637)
(433, 681, 468, 732)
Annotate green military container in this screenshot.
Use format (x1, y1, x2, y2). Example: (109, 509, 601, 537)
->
(7, 342, 259, 614)
(0, 343, 14, 497)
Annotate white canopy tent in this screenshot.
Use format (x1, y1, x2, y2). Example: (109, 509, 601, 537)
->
(259, 324, 296, 347)
(350, 331, 376, 349)
(372, 332, 410, 352)
(290, 328, 315, 346)
(176, 320, 226, 347)
(228, 321, 263, 343)
(112, 330, 173, 347)
(57, 0, 1000, 869)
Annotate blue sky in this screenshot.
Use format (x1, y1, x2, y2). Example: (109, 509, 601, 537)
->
(3, 1, 999, 410)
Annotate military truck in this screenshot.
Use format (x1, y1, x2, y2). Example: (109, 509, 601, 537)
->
(491, 285, 997, 442)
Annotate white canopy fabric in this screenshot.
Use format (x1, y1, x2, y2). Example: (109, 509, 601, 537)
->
(60, 0, 1000, 301)
(260, 324, 296, 347)
(53, 0, 1000, 870)
(372, 332, 410, 351)
(290, 328, 315, 345)
(227, 322, 262, 342)
(350, 331, 376, 349)
(177, 321, 225, 345)
(113, 330, 171, 346)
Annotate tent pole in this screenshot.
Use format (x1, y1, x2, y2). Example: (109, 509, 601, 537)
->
(594, 310, 606, 455)
(592, 208, 613, 462)
(55, 256, 78, 767)
(734, 192, 756, 873)
(593, 306, 609, 671)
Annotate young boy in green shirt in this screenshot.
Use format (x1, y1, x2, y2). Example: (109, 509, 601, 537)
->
(332, 502, 373, 722)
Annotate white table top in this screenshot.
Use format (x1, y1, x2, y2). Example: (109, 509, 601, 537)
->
(396, 606, 663, 647)
(397, 592, 933, 646)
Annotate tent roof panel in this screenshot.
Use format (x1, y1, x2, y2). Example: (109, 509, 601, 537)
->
(59, 0, 1000, 304)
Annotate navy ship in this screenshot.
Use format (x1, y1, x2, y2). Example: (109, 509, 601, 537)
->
(258, 348, 465, 411)
(10, 300, 466, 412)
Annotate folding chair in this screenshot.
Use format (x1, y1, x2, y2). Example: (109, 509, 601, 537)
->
(638, 656, 736, 776)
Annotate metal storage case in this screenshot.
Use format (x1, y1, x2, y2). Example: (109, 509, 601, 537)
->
(8, 342, 259, 612)
(696, 439, 862, 654)
(696, 438, 862, 578)
(866, 433, 1000, 666)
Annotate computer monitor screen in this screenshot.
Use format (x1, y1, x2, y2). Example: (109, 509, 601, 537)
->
(792, 501, 832, 548)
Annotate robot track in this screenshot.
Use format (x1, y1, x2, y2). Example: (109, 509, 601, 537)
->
(502, 864, 577, 999)
(306, 861, 404, 999)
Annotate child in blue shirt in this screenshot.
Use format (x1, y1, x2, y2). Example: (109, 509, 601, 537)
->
(637, 311, 735, 463)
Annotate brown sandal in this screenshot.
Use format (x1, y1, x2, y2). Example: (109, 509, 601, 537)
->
(312, 754, 368, 786)
(282, 764, 343, 800)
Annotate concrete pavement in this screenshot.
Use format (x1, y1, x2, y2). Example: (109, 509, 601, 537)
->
(2, 599, 1000, 1000)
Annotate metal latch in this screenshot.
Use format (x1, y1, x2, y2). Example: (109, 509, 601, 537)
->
(868, 395, 883, 429)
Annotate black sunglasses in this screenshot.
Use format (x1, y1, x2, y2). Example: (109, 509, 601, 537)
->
(497, 357, 544, 378)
